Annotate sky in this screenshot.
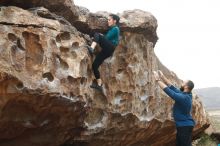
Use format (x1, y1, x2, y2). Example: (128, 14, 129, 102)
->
(74, 0, 220, 89)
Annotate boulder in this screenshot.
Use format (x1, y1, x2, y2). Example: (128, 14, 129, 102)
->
(0, 4, 209, 146)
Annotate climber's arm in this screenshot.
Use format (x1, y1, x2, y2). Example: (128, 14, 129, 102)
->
(158, 70, 172, 86)
(158, 70, 181, 93)
(154, 73, 185, 102)
(157, 80, 168, 89)
(153, 71, 168, 89)
(163, 87, 186, 102)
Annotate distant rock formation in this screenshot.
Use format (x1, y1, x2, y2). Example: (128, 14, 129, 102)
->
(0, 1, 209, 146)
(195, 87, 220, 110)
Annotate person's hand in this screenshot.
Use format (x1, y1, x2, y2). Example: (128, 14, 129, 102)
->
(153, 71, 160, 81)
(157, 70, 171, 86)
(158, 70, 164, 78)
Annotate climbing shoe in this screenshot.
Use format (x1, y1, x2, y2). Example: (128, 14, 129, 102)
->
(90, 83, 103, 92)
(86, 45, 94, 55)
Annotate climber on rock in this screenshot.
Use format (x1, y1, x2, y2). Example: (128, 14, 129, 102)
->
(87, 14, 120, 91)
(153, 70, 195, 146)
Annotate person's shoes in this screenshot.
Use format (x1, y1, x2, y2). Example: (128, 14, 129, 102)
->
(86, 45, 94, 55)
(90, 83, 103, 92)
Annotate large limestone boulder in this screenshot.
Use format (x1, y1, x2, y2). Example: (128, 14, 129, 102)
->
(0, 3, 209, 146)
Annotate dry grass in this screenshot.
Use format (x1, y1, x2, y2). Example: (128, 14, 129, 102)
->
(193, 134, 218, 146)
(193, 109, 220, 146)
(208, 109, 220, 132)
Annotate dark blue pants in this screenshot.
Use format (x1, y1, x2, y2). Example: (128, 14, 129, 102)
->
(92, 33, 115, 79)
(176, 126, 193, 146)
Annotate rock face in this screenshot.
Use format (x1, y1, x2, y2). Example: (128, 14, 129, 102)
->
(0, 2, 209, 146)
(0, 0, 79, 20)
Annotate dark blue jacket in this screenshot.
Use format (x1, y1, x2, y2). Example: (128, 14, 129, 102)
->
(105, 25, 120, 46)
(163, 85, 195, 127)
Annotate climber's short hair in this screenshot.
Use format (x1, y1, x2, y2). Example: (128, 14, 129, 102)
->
(186, 80, 194, 92)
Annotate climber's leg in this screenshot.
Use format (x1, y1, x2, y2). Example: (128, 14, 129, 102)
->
(91, 51, 109, 91)
(92, 52, 106, 79)
(86, 32, 100, 55)
(176, 126, 193, 146)
(87, 42, 97, 55)
(96, 33, 115, 55)
(89, 33, 116, 91)
(87, 32, 115, 56)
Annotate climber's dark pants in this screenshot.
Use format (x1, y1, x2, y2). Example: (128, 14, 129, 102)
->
(92, 33, 116, 79)
(176, 126, 193, 146)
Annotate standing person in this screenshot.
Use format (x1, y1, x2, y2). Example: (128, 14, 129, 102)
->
(87, 14, 120, 91)
(153, 70, 195, 146)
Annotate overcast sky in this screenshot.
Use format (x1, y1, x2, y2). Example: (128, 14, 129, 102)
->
(74, 0, 220, 89)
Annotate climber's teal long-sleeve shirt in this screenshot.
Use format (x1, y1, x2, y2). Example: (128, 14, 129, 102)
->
(163, 85, 195, 127)
(105, 25, 120, 46)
